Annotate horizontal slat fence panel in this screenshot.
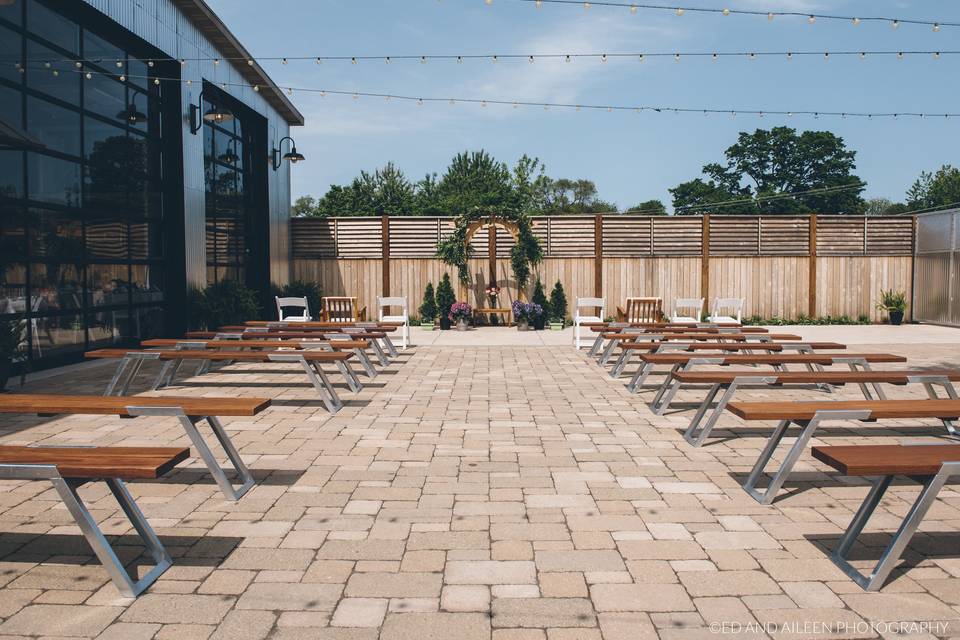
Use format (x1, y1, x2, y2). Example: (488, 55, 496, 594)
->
(818, 217, 866, 255)
(866, 217, 914, 255)
(653, 217, 702, 255)
(389, 218, 442, 257)
(291, 218, 336, 258)
(710, 217, 759, 255)
(759, 217, 809, 255)
(335, 218, 382, 258)
(547, 217, 595, 256)
(602, 216, 652, 257)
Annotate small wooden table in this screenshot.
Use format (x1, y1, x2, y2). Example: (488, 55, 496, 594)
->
(474, 308, 512, 325)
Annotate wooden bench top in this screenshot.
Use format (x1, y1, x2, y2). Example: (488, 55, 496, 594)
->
(199, 331, 385, 340)
(223, 324, 397, 333)
(0, 394, 271, 416)
(812, 444, 960, 477)
(86, 349, 353, 363)
(475, 307, 511, 313)
(0, 445, 190, 479)
(245, 320, 402, 328)
(639, 353, 906, 365)
(605, 332, 801, 341)
(726, 399, 960, 421)
(675, 370, 960, 385)
(623, 342, 844, 352)
(141, 339, 369, 350)
(591, 324, 762, 333)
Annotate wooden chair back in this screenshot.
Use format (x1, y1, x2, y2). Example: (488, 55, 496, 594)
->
(624, 297, 663, 323)
(322, 297, 358, 322)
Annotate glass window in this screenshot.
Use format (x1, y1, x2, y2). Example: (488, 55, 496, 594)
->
(28, 208, 83, 259)
(85, 217, 128, 260)
(86, 308, 121, 347)
(126, 58, 148, 90)
(27, 152, 80, 206)
(0, 203, 27, 259)
(33, 313, 85, 357)
(0, 151, 24, 199)
(135, 306, 164, 339)
(29, 262, 82, 313)
(84, 71, 126, 122)
(0, 83, 22, 129)
(26, 95, 80, 157)
(86, 263, 129, 308)
(26, 40, 79, 103)
(129, 219, 162, 259)
(130, 264, 164, 304)
(0, 24, 23, 83)
(0, 1, 23, 26)
(83, 115, 125, 161)
(0, 263, 27, 315)
(27, 0, 78, 54)
(83, 30, 122, 66)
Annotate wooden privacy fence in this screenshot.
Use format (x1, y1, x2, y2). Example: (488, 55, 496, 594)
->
(291, 215, 915, 322)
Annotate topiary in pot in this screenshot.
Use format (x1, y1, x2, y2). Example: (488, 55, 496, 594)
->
(531, 278, 548, 330)
(419, 282, 438, 329)
(876, 289, 908, 325)
(435, 273, 456, 330)
(548, 280, 568, 329)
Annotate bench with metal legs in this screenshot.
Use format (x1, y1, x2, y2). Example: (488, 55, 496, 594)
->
(0, 444, 189, 597)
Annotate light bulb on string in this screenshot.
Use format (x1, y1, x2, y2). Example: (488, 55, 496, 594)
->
(154, 78, 160, 85)
(351, 57, 357, 64)
(84, 71, 92, 79)
(852, 17, 860, 25)
(630, 5, 637, 14)
(891, 20, 899, 28)
(528, 55, 535, 63)
(674, 53, 680, 62)
(767, 12, 774, 21)
(748, 53, 756, 60)
(565, 55, 571, 63)
(246, 59, 253, 66)
(115, 60, 123, 68)
(417, 98, 423, 106)
(315, 57, 322, 64)
(75, 61, 82, 68)
(491, 55, 498, 63)
(457, 56, 463, 63)
(897, 52, 903, 59)
(638, 54, 644, 63)
(51, 69, 58, 76)
(484, 0, 492, 5)
(934, 52, 941, 59)
(385, 57, 391, 64)
(933, 23, 941, 32)
(481, 100, 487, 107)
(722, 8, 730, 16)
(823, 52, 829, 61)
(675, 7, 684, 16)
(420, 56, 427, 64)
(807, 15, 815, 24)
(43, 61, 50, 68)
(601, 54, 608, 63)
(859, 52, 866, 60)
(213, 58, 220, 65)
(711, 53, 718, 62)
(282, 58, 288, 65)
(786, 52, 793, 61)
(583, 2, 590, 10)
(535, 0, 542, 6)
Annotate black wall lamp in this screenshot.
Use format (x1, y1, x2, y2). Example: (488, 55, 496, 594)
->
(189, 91, 234, 135)
(271, 136, 304, 171)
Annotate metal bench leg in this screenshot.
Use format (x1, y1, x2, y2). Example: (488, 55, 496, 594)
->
(599, 339, 619, 365)
(587, 331, 604, 355)
(610, 350, 631, 379)
(104, 357, 134, 396)
(912, 375, 960, 435)
(627, 362, 655, 393)
(335, 359, 363, 393)
(370, 340, 389, 367)
(202, 416, 255, 500)
(846, 359, 886, 401)
(56, 474, 170, 597)
(380, 334, 398, 358)
(650, 365, 683, 414)
(174, 415, 252, 501)
(683, 383, 724, 445)
(300, 360, 343, 413)
(354, 348, 378, 378)
(831, 464, 960, 591)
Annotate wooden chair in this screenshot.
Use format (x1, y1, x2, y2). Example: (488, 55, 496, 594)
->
(670, 297, 705, 323)
(725, 399, 960, 506)
(813, 443, 960, 591)
(322, 296, 366, 322)
(620, 297, 663, 323)
(275, 296, 312, 322)
(573, 297, 605, 349)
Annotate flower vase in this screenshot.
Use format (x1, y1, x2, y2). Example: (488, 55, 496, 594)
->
(456, 319, 469, 331)
(517, 320, 529, 332)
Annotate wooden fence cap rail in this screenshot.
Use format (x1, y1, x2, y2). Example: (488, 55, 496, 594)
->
(639, 353, 906, 364)
(0, 394, 271, 417)
(0, 445, 190, 479)
(85, 349, 353, 363)
(812, 444, 960, 477)
(726, 399, 960, 421)
(141, 339, 370, 350)
(675, 369, 960, 384)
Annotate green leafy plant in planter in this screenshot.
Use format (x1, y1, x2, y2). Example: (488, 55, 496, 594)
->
(435, 273, 456, 330)
(548, 280, 568, 330)
(0, 317, 26, 392)
(876, 289, 908, 325)
(419, 282, 438, 330)
(274, 280, 322, 319)
(531, 278, 548, 330)
(187, 280, 262, 330)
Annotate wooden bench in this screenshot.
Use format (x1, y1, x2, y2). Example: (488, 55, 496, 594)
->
(0, 394, 269, 501)
(142, 338, 379, 380)
(586, 324, 764, 356)
(223, 324, 399, 359)
(677, 370, 960, 446)
(629, 352, 906, 406)
(724, 400, 960, 505)
(474, 307, 512, 325)
(0, 443, 188, 596)
(596, 331, 800, 366)
(86, 349, 358, 414)
(812, 443, 960, 591)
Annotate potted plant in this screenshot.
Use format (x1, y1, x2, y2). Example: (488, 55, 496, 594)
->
(531, 278, 548, 330)
(419, 282, 437, 330)
(548, 280, 567, 331)
(0, 317, 25, 393)
(449, 302, 473, 331)
(512, 300, 543, 332)
(436, 273, 456, 330)
(876, 289, 908, 325)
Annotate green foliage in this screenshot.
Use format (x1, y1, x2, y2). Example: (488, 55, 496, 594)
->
(876, 289, 908, 312)
(863, 197, 908, 216)
(548, 281, 568, 324)
(531, 279, 548, 308)
(626, 200, 668, 215)
(671, 127, 866, 214)
(743, 314, 871, 326)
(532, 178, 616, 214)
(419, 282, 438, 322)
(187, 280, 262, 330)
(274, 280, 322, 318)
(907, 165, 960, 211)
(292, 195, 318, 217)
(0, 317, 25, 361)
(435, 274, 456, 322)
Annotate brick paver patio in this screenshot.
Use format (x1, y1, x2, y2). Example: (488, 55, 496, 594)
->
(0, 327, 959, 639)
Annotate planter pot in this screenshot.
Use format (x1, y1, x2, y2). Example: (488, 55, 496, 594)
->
(549, 322, 564, 331)
(533, 317, 546, 331)
(420, 322, 435, 331)
(517, 320, 530, 332)
(888, 310, 904, 326)
(456, 319, 469, 331)
(0, 357, 11, 393)
(439, 318, 451, 331)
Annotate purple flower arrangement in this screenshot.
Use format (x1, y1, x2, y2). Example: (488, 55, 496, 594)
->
(511, 300, 544, 322)
(449, 302, 473, 322)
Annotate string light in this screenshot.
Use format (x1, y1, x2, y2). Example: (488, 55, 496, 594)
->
(675, 7, 683, 16)
(933, 23, 941, 32)
(807, 15, 815, 24)
(891, 20, 900, 29)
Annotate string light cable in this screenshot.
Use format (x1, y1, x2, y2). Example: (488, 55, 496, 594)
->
(21, 66, 960, 121)
(498, 0, 955, 31)
(674, 182, 868, 213)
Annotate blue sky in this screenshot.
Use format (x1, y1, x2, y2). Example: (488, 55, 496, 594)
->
(207, 0, 960, 212)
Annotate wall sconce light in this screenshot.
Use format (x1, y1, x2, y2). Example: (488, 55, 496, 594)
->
(271, 136, 304, 171)
(218, 142, 239, 165)
(189, 91, 234, 134)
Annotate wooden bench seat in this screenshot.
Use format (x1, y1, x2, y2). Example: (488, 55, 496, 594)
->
(722, 399, 960, 506)
(0, 393, 269, 501)
(244, 320, 403, 328)
(811, 443, 960, 591)
(584, 323, 763, 355)
(86, 349, 358, 414)
(675, 371, 960, 447)
(0, 443, 189, 596)
(215, 328, 396, 360)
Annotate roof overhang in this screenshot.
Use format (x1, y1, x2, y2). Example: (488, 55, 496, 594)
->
(170, 0, 305, 126)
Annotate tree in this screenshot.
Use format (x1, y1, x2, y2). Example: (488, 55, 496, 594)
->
(864, 197, 908, 216)
(548, 280, 568, 324)
(670, 127, 866, 214)
(626, 199, 667, 215)
(292, 195, 318, 217)
(435, 273, 456, 330)
(907, 165, 960, 211)
(531, 278, 548, 329)
(418, 282, 437, 323)
(534, 177, 616, 214)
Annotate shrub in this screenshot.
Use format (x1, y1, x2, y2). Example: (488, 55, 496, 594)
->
(531, 278, 548, 329)
(449, 302, 473, 322)
(876, 289, 908, 312)
(187, 279, 261, 330)
(274, 280, 322, 318)
(436, 273, 456, 327)
(548, 281, 568, 324)
(0, 317, 25, 361)
(743, 314, 871, 326)
(419, 282, 437, 322)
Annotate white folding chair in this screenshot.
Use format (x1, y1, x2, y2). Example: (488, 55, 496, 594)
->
(574, 297, 605, 349)
(708, 297, 744, 324)
(276, 296, 312, 322)
(670, 297, 705, 323)
(378, 296, 409, 350)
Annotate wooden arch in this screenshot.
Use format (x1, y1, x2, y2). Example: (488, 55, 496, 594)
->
(465, 218, 521, 297)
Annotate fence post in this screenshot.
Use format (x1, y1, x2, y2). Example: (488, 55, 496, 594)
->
(594, 215, 603, 298)
(381, 214, 390, 296)
(701, 215, 710, 306)
(808, 214, 817, 317)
